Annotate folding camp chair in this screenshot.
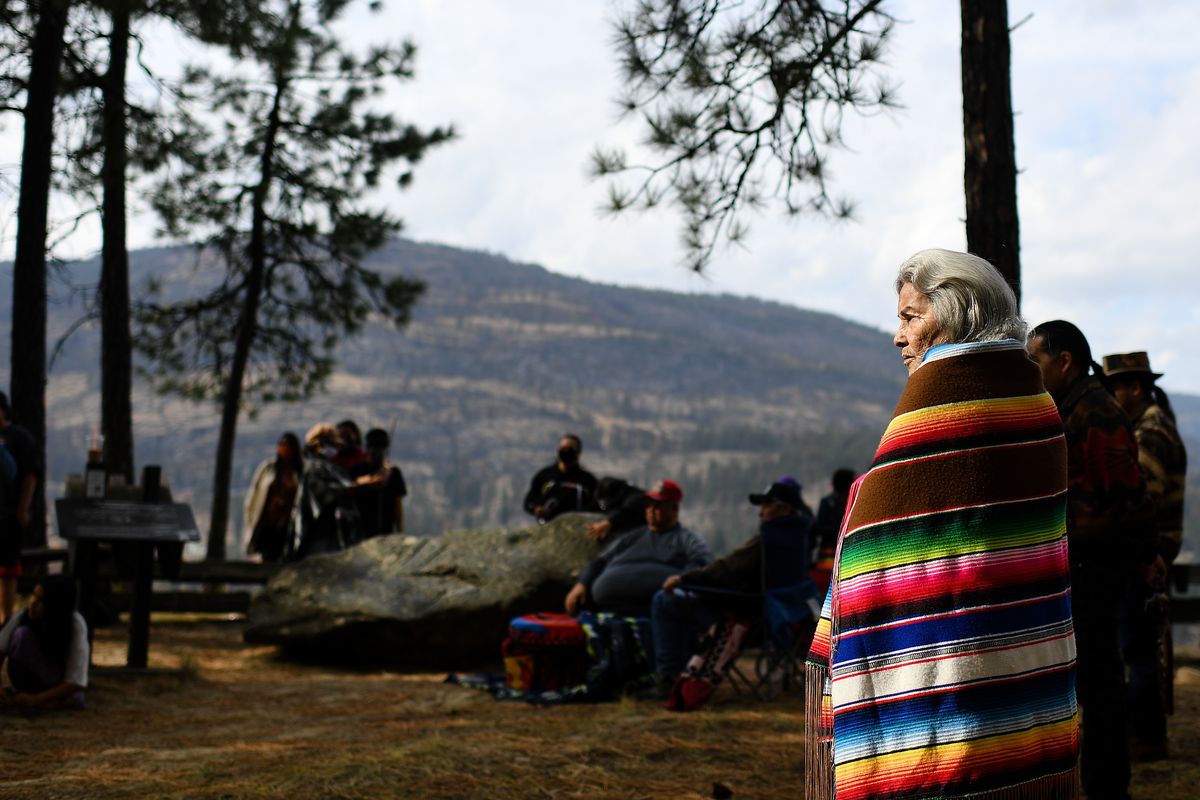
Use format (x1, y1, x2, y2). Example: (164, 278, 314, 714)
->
(689, 520, 820, 701)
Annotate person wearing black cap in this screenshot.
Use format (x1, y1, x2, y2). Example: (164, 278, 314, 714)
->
(650, 476, 815, 690)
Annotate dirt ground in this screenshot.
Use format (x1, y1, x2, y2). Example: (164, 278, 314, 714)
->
(1, 619, 1198, 800)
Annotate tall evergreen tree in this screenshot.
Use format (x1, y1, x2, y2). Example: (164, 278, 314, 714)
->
(9, 0, 71, 547)
(960, 0, 1019, 301)
(135, 0, 452, 559)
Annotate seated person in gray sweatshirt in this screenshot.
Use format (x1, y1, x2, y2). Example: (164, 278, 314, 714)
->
(564, 480, 711, 617)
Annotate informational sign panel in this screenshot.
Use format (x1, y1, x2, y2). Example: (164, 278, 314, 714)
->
(55, 499, 200, 543)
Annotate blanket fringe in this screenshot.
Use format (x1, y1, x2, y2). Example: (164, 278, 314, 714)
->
(804, 662, 834, 800)
(958, 767, 1079, 799)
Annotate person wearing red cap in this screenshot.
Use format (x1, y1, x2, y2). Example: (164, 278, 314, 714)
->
(564, 479, 710, 618)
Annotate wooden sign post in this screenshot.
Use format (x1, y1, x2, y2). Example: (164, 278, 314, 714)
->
(55, 496, 200, 668)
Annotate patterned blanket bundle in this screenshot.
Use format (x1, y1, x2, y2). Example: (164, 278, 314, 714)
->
(805, 341, 1080, 799)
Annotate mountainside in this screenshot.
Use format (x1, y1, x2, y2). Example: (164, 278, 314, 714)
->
(3, 239, 1196, 557)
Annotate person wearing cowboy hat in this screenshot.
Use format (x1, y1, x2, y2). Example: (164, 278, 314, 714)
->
(1103, 351, 1188, 762)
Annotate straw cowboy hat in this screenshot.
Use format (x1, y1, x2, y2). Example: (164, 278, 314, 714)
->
(1101, 351, 1163, 380)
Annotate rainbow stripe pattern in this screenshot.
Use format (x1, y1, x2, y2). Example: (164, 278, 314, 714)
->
(805, 341, 1079, 800)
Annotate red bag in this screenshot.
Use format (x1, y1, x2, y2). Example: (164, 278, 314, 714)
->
(665, 614, 750, 711)
(502, 613, 588, 692)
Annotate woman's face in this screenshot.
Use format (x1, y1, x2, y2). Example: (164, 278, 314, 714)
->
(894, 282, 948, 375)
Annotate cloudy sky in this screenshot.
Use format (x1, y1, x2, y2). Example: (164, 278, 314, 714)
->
(4, 1, 1198, 393)
(372, 0, 1200, 394)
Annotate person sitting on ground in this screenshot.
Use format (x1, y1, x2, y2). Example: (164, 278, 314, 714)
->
(292, 424, 360, 559)
(653, 476, 816, 686)
(353, 428, 408, 538)
(565, 480, 710, 617)
(245, 432, 304, 562)
(523, 434, 598, 523)
(810, 467, 856, 595)
(586, 476, 648, 542)
(0, 576, 88, 710)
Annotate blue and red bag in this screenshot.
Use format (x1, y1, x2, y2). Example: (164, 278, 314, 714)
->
(501, 613, 588, 692)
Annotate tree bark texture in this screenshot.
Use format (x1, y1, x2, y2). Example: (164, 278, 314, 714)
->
(10, 0, 70, 548)
(206, 2, 300, 560)
(960, 0, 1021, 304)
(101, 0, 135, 484)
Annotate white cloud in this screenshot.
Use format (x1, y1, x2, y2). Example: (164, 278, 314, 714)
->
(2, 0, 1197, 393)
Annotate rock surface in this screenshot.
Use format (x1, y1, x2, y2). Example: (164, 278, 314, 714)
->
(244, 513, 604, 668)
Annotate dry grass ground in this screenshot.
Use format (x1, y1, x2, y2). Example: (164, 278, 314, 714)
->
(1, 619, 1198, 799)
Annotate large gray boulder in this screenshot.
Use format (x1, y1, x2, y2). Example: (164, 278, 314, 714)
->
(243, 513, 604, 668)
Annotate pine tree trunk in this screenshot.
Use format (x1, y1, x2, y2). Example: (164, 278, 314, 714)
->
(206, 2, 300, 560)
(100, 0, 135, 484)
(10, 0, 70, 549)
(960, 0, 1021, 304)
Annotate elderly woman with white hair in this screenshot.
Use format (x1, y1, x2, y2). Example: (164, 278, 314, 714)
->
(805, 249, 1080, 800)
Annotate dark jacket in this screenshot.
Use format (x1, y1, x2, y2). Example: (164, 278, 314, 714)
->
(811, 493, 846, 566)
(523, 463, 598, 521)
(1057, 376, 1157, 567)
(596, 478, 648, 537)
(682, 511, 814, 595)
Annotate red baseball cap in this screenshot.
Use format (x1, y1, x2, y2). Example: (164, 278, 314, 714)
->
(645, 479, 683, 505)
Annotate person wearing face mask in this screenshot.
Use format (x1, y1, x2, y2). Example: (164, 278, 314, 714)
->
(291, 424, 361, 559)
(522, 433, 598, 523)
(245, 432, 304, 562)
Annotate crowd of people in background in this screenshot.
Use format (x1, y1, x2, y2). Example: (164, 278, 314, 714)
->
(244, 419, 408, 562)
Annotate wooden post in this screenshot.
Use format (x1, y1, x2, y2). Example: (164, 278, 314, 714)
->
(126, 466, 162, 668)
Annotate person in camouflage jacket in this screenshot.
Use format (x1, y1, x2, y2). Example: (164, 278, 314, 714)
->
(1029, 321, 1158, 799)
(1103, 351, 1188, 760)
(1104, 352, 1187, 563)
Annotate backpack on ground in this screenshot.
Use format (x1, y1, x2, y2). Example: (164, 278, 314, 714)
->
(501, 612, 589, 693)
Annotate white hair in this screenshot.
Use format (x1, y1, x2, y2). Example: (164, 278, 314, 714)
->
(894, 249, 1026, 344)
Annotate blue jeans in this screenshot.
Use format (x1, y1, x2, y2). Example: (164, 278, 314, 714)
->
(651, 589, 719, 679)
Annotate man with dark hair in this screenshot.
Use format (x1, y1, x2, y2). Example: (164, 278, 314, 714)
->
(523, 433, 598, 523)
(1028, 321, 1158, 799)
(1103, 351, 1188, 761)
(565, 479, 709, 617)
(810, 467, 856, 595)
(0, 391, 39, 622)
(353, 428, 408, 538)
(586, 477, 648, 542)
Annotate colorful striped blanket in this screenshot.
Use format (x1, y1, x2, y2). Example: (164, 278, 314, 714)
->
(805, 341, 1079, 799)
